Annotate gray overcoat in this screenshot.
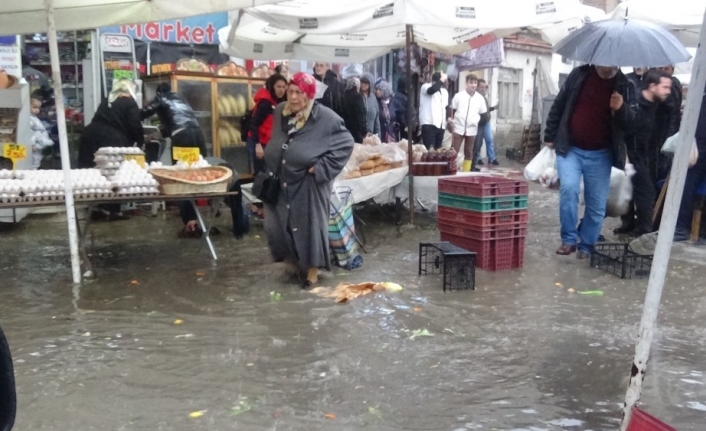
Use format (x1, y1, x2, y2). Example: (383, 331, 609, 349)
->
(263, 102, 354, 272)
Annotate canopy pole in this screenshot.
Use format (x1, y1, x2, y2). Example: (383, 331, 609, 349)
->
(45, 0, 81, 285)
(620, 10, 706, 429)
(405, 24, 415, 225)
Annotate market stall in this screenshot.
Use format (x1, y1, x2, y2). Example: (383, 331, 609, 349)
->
(0, 147, 237, 276)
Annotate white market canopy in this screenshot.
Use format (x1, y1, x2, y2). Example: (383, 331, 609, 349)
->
(220, 0, 605, 63)
(0, 0, 282, 34)
(610, 0, 706, 48)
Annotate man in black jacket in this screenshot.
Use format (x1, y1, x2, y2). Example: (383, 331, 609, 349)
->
(141, 83, 206, 161)
(340, 77, 368, 143)
(142, 84, 209, 237)
(649, 65, 683, 182)
(544, 64, 639, 259)
(618, 69, 673, 237)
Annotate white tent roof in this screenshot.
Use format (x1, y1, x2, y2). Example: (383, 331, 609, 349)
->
(0, 0, 281, 34)
(610, 0, 706, 47)
(220, 0, 605, 62)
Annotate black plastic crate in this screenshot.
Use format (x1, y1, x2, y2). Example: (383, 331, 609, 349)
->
(419, 242, 476, 291)
(590, 243, 653, 279)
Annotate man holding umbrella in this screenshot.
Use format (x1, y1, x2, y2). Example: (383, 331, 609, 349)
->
(548, 17, 691, 259)
(544, 64, 638, 258)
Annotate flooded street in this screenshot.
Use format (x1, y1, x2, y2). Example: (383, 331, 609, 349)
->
(1, 184, 706, 430)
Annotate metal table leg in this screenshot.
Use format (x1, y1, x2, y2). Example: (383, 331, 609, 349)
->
(76, 204, 94, 278)
(191, 200, 217, 260)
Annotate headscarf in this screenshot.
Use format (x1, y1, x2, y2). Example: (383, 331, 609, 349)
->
(288, 72, 317, 100)
(109, 79, 137, 105)
(345, 77, 360, 91)
(266, 73, 287, 103)
(375, 80, 392, 100)
(283, 72, 317, 131)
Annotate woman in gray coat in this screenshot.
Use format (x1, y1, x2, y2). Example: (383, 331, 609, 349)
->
(263, 73, 355, 287)
(360, 73, 381, 137)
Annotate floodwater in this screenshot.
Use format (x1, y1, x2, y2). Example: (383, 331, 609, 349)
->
(1, 184, 706, 430)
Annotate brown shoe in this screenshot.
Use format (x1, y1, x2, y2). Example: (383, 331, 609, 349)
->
(556, 244, 577, 255)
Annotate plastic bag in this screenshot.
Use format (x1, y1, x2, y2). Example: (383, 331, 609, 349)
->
(539, 167, 560, 189)
(662, 132, 699, 167)
(524, 146, 556, 182)
(605, 164, 636, 217)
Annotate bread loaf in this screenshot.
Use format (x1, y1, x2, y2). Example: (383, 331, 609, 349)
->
(359, 160, 376, 170)
(360, 169, 374, 176)
(346, 171, 362, 179)
(374, 164, 391, 173)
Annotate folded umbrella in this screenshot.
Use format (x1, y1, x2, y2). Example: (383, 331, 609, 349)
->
(555, 19, 691, 67)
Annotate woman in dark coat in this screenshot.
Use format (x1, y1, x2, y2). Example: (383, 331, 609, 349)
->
(340, 77, 368, 143)
(375, 79, 393, 143)
(263, 73, 354, 287)
(78, 80, 144, 168)
(78, 80, 143, 220)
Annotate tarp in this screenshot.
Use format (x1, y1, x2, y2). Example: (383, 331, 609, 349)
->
(535, 57, 559, 122)
(220, 0, 604, 62)
(610, 0, 706, 47)
(0, 0, 282, 35)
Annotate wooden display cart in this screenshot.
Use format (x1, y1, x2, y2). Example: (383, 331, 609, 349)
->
(142, 72, 266, 179)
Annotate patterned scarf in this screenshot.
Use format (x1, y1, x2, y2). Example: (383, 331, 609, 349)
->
(282, 99, 315, 134)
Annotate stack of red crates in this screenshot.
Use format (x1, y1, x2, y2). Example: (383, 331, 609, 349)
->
(437, 176, 529, 271)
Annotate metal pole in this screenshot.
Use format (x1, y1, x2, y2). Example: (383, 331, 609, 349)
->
(405, 24, 415, 225)
(45, 0, 82, 284)
(620, 11, 706, 429)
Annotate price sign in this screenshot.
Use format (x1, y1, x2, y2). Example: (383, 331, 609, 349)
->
(113, 69, 134, 80)
(172, 147, 200, 164)
(124, 154, 146, 168)
(3, 143, 26, 161)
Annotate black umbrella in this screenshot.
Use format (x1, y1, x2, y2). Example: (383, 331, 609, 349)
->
(554, 18, 691, 67)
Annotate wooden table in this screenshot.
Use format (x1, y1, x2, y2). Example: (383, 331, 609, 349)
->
(0, 192, 240, 278)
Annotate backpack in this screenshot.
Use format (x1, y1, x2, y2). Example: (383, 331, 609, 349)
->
(240, 109, 253, 142)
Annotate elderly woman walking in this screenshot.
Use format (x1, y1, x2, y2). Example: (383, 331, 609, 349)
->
(263, 73, 355, 287)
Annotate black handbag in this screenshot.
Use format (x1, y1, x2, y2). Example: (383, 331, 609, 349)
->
(252, 171, 280, 205)
(253, 138, 289, 205)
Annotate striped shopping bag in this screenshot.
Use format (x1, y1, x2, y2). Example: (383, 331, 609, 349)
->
(329, 187, 362, 269)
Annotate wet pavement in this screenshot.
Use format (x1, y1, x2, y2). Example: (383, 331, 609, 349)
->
(1, 183, 706, 430)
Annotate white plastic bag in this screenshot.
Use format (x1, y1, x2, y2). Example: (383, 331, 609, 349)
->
(524, 146, 556, 182)
(662, 132, 699, 167)
(605, 164, 636, 217)
(539, 167, 560, 189)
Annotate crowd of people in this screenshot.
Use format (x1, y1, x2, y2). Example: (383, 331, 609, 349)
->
(544, 61, 704, 257)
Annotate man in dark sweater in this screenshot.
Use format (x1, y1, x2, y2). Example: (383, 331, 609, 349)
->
(617, 69, 673, 237)
(544, 65, 639, 258)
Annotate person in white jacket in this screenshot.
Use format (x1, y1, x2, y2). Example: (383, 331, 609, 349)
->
(419, 72, 449, 150)
(450, 75, 487, 172)
(29, 96, 54, 169)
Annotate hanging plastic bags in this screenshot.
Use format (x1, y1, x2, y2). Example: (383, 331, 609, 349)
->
(524, 146, 556, 182)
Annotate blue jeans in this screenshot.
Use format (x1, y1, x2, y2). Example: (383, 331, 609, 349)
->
(556, 147, 612, 253)
(482, 122, 496, 162)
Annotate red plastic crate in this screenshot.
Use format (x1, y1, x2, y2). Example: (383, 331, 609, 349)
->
(438, 175, 529, 198)
(440, 231, 525, 271)
(438, 206, 529, 228)
(438, 220, 527, 241)
(626, 407, 676, 431)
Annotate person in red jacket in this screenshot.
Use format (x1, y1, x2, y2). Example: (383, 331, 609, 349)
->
(248, 74, 287, 173)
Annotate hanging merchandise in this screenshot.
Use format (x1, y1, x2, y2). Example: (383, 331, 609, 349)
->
(99, 33, 138, 100)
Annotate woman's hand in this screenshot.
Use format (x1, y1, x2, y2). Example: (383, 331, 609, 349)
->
(255, 143, 265, 159)
(308, 167, 315, 174)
